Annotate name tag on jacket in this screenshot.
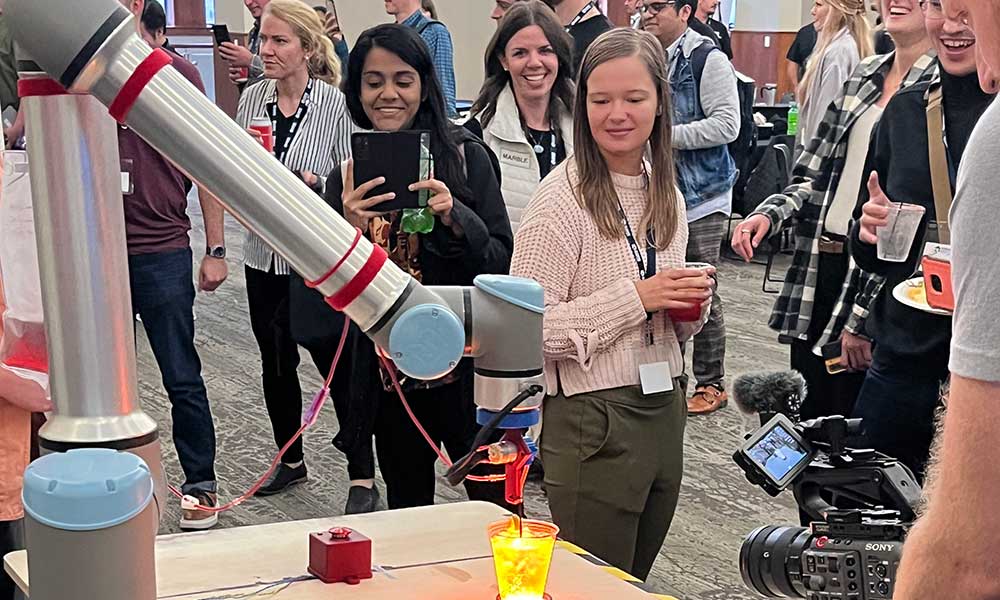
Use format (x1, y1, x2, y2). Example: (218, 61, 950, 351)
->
(499, 148, 532, 169)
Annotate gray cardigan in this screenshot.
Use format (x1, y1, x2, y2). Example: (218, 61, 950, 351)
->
(667, 29, 741, 150)
(799, 28, 861, 148)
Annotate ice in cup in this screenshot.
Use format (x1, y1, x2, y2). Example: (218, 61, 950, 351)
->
(489, 517, 559, 600)
(877, 203, 926, 263)
(666, 262, 715, 323)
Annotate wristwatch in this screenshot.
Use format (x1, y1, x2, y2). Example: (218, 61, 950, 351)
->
(206, 245, 227, 259)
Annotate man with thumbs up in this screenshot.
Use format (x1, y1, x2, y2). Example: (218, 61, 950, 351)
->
(848, 0, 995, 482)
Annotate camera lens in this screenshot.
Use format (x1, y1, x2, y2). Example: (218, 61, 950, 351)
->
(739, 526, 813, 597)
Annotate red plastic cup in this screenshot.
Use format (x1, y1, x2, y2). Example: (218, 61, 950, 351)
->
(249, 117, 274, 153)
(667, 303, 703, 323)
(666, 262, 715, 323)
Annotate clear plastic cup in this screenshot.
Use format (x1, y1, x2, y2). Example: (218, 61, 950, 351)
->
(877, 203, 926, 262)
(488, 517, 559, 600)
(666, 262, 715, 323)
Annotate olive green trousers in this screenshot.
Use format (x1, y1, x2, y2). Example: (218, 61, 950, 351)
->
(541, 380, 687, 580)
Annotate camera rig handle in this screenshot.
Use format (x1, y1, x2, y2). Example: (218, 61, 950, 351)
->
(793, 456, 922, 523)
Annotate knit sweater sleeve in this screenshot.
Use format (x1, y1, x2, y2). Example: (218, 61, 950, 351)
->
(511, 215, 647, 366)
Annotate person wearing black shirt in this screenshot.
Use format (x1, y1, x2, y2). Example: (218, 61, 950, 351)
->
(292, 25, 514, 511)
(543, 0, 613, 73)
(786, 21, 817, 87)
(849, 10, 993, 482)
(694, 0, 733, 59)
(688, 14, 722, 50)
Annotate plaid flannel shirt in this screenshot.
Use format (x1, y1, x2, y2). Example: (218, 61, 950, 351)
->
(752, 51, 939, 354)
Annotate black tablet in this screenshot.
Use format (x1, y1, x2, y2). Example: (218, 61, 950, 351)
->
(351, 130, 432, 213)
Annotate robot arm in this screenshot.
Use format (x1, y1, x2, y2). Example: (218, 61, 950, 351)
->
(8, 1, 541, 380)
(8, 0, 545, 504)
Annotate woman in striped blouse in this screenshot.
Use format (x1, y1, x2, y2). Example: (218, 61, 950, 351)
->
(235, 0, 367, 508)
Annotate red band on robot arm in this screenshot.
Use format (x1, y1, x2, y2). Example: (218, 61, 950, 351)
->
(325, 245, 388, 312)
(17, 79, 69, 97)
(305, 228, 363, 290)
(108, 49, 173, 123)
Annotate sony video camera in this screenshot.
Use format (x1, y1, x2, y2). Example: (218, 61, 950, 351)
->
(733, 413, 922, 599)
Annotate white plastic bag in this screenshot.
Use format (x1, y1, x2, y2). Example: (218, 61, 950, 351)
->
(0, 149, 50, 407)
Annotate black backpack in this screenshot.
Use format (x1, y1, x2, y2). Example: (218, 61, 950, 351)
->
(690, 43, 758, 179)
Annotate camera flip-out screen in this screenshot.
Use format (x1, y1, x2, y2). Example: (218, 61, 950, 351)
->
(738, 414, 813, 491)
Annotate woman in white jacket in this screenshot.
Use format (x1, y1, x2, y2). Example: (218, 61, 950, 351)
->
(467, 0, 575, 232)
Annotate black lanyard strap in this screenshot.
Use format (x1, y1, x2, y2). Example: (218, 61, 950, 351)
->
(618, 200, 657, 344)
(617, 199, 656, 280)
(566, 1, 596, 30)
(266, 78, 314, 164)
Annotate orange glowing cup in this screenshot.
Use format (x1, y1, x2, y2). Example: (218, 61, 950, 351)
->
(488, 517, 559, 600)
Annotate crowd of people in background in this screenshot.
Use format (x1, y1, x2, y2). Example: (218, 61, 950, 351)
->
(4, 0, 1000, 597)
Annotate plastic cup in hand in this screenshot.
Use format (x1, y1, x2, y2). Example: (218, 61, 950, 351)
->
(249, 117, 274, 153)
(666, 262, 714, 323)
(234, 40, 249, 83)
(876, 203, 925, 263)
(489, 517, 558, 600)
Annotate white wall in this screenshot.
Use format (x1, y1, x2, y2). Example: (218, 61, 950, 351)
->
(213, 0, 254, 32)
(734, 0, 809, 31)
(213, 0, 496, 100)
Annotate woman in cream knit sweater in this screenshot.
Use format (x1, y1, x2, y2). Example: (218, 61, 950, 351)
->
(511, 28, 713, 579)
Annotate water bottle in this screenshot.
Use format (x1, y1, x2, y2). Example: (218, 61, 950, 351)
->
(787, 101, 799, 136)
(401, 207, 435, 234)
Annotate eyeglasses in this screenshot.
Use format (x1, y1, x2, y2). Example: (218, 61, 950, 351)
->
(920, 0, 972, 24)
(641, 1, 676, 15)
(919, 0, 944, 19)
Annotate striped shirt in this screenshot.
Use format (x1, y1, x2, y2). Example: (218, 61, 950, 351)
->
(236, 78, 357, 275)
(401, 10, 457, 118)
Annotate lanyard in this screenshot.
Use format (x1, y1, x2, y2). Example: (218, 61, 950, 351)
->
(617, 199, 657, 344)
(566, 1, 596, 30)
(266, 78, 314, 164)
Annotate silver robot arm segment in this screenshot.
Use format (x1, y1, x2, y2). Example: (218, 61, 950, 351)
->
(7, 0, 544, 387)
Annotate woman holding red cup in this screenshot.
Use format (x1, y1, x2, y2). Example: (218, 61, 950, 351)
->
(234, 0, 364, 508)
(510, 29, 712, 580)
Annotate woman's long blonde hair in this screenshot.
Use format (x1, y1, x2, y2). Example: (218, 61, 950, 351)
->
(263, 0, 342, 87)
(798, 0, 873, 107)
(573, 28, 679, 249)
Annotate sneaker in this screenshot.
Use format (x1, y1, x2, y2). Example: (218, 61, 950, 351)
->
(687, 384, 728, 416)
(345, 484, 382, 515)
(179, 491, 219, 531)
(254, 462, 308, 497)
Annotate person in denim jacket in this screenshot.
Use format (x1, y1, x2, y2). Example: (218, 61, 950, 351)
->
(643, 0, 739, 415)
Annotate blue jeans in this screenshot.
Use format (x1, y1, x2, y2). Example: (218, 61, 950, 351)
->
(129, 248, 217, 495)
(851, 354, 945, 483)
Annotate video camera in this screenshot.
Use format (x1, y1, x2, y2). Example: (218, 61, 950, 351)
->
(732, 408, 922, 599)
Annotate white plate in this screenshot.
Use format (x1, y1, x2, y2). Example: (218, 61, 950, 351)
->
(892, 278, 951, 316)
